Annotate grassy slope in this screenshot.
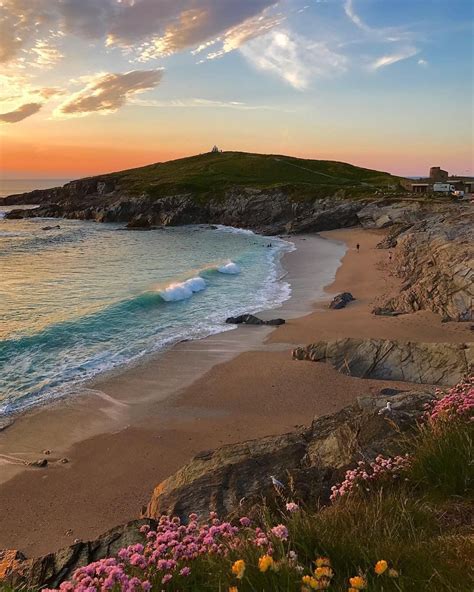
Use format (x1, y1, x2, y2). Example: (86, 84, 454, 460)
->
(106, 151, 401, 199)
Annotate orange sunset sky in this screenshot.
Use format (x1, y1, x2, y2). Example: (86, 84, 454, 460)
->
(1, 0, 473, 179)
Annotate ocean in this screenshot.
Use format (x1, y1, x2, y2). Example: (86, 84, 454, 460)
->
(0, 204, 295, 416)
(0, 179, 71, 199)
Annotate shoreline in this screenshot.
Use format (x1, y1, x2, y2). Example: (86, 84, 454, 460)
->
(0, 227, 471, 557)
(0, 233, 344, 484)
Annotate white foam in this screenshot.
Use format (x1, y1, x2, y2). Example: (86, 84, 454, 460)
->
(158, 276, 207, 302)
(217, 261, 241, 275)
(214, 224, 255, 236)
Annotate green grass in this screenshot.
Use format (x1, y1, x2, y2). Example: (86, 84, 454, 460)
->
(97, 151, 402, 199)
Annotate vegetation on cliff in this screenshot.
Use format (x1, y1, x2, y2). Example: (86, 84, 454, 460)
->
(4, 378, 471, 592)
(111, 152, 400, 199)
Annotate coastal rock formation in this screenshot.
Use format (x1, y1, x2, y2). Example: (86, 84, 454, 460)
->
(292, 338, 472, 386)
(4, 190, 367, 235)
(225, 314, 285, 326)
(356, 201, 424, 228)
(328, 292, 355, 309)
(144, 390, 434, 522)
(2, 520, 156, 590)
(377, 210, 474, 321)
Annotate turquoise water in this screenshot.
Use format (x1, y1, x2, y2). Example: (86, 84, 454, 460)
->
(0, 207, 294, 415)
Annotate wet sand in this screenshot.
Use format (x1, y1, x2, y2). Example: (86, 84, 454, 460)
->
(0, 228, 470, 557)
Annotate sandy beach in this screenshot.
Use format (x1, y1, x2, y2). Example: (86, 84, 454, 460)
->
(0, 227, 471, 558)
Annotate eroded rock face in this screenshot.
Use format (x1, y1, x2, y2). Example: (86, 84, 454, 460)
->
(4, 187, 367, 235)
(292, 338, 472, 386)
(377, 209, 474, 321)
(3, 519, 155, 590)
(144, 390, 435, 522)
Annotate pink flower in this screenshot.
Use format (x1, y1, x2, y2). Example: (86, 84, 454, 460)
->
(285, 502, 299, 513)
(179, 566, 191, 576)
(271, 524, 289, 540)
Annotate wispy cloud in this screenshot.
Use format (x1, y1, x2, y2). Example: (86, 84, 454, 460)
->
(369, 46, 419, 70)
(0, 102, 42, 123)
(131, 97, 289, 111)
(241, 29, 347, 90)
(56, 69, 164, 117)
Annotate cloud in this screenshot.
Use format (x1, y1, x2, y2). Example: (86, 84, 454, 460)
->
(196, 12, 285, 61)
(344, 0, 373, 33)
(0, 102, 42, 123)
(108, 0, 278, 58)
(57, 69, 164, 116)
(0, 0, 58, 65)
(241, 30, 347, 89)
(417, 58, 428, 67)
(131, 97, 288, 111)
(30, 40, 64, 67)
(369, 46, 419, 70)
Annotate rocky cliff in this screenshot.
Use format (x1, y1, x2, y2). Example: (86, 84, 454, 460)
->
(5, 184, 368, 235)
(357, 201, 474, 322)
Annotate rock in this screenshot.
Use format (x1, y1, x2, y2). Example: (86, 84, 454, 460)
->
(225, 314, 285, 326)
(41, 225, 60, 230)
(376, 207, 474, 321)
(292, 338, 472, 386)
(329, 292, 355, 309)
(372, 307, 403, 316)
(144, 390, 435, 522)
(42, 449, 51, 455)
(125, 215, 152, 230)
(59, 458, 69, 464)
(0, 417, 14, 432)
(2, 519, 156, 589)
(28, 459, 48, 468)
(0, 550, 26, 581)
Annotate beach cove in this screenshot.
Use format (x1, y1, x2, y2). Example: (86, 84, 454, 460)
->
(0, 225, 471, 557)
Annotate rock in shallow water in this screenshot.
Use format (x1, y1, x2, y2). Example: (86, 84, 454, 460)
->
(225, 314, 285, 326)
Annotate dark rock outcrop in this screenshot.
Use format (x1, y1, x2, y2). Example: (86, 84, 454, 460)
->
(2, 520, 156, 590)
(4, 182, 368, 235)
(292, 338, 472, 386)
(144, 390, 435, 522)
(329, 292, 355, 309)
(225, 314, 285, 326)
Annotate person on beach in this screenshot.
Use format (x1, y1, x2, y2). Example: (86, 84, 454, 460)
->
(356, 243, 360, 252)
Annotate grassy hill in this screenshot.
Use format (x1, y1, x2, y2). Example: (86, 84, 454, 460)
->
(107, 151, 401, 199)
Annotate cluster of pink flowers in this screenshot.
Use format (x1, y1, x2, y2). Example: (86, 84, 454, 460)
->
(44, 510, 296, 591)
(330, 454, 411, 502)
(427, 377, 474, 424)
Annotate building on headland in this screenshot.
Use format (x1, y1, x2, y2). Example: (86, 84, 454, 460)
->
(401, 166, 474, 195)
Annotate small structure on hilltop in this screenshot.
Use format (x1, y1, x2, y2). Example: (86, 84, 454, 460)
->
(211, 145, 221, 153)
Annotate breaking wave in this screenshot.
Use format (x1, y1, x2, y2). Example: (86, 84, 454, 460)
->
(158, 277, 207, 302)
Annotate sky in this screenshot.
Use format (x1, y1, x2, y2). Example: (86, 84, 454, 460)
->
(0, 0, 473, 179)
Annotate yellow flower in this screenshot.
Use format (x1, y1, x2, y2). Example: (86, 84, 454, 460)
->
(375, 560, 388, 575)
(388, 568, 399, 578)
(315, 557, 331, 567)
(349, 575, 367, 589)
(258, 554, 274, 573)
(302, 575, 330, 590)
(314, 566, 333, 579)
(231, 559, 245, 579)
